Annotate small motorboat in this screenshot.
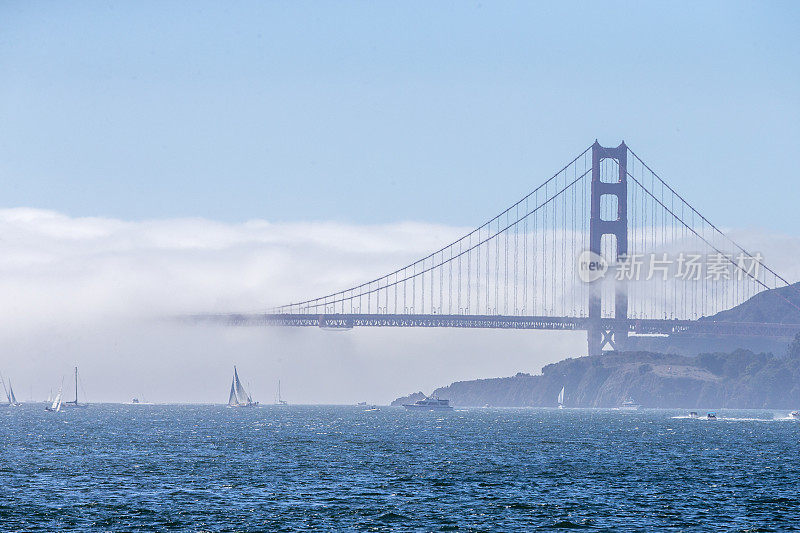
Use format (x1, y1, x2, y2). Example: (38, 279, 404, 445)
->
(791, 411, 799, 420)
(129, 398, 152, 405)
(707, 412, 717, 419)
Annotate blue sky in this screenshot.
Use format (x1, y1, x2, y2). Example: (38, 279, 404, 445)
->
(1, 1, 798, 233)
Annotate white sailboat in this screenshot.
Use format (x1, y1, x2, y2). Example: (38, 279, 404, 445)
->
(227, 366, 258, 407)
(557, 386, 565, 409)
(8, 379, 20, 406)
(276, 380, 288, 405)
(0, 373, 21, 407)
(63, 367, 87, 408)
(45, 382, 63, 412)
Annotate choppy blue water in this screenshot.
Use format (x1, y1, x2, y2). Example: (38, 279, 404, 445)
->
(1, 405, 799, 532)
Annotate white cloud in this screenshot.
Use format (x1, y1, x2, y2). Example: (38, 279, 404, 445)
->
(0, 208, 796, 405)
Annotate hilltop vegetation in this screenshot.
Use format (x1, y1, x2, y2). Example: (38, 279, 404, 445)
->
(706, 282, 800, 324)
(626, 282, 800, 355)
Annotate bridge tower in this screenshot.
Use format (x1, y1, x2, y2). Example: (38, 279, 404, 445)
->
(588, 141, 628, 356)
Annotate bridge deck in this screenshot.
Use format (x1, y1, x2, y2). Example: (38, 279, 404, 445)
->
(189, 313, 800, 339)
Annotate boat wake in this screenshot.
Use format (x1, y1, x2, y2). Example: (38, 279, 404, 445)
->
(672, 415, 795, 422)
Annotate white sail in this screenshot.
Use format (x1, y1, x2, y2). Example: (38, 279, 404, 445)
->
(51, 386, 63, 411)
(228, 379, 238, 407)
(557, 386, 565, 406)
(233, 367, 249, 405)
(228, 366, 255, 407)
(0, 374, 10, 404)
(8, 380, 18, 405)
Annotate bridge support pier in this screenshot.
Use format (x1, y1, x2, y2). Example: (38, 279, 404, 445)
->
(588, 324, 628, 355)
(588, 141, 629, 356)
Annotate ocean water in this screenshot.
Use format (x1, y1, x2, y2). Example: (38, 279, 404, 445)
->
(1, 405, 798, 532)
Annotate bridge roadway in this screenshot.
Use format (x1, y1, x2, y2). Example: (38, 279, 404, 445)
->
(190, 313, 800, 339)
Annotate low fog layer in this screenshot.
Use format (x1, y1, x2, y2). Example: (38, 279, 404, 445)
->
(0, 208, 797, 404)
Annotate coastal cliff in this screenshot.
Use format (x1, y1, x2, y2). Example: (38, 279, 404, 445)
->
(394, 338, 800, 409)
(391, 391, 425, 407)
(394, 286, 800, 409)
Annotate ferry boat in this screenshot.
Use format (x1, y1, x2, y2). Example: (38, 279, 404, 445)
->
(618, 397, 641, 410)
(403, 396, 453, 411)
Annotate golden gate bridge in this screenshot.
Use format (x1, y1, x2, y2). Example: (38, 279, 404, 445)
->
(195, 141, 800, 356)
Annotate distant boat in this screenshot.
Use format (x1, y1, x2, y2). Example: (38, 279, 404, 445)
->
(227, 366, 258, 407)
(128, 397, 153, 405)
(275, 380, 287, 405)
(791, 411, 799, 420)
(689, 411, 699, 418)
(557, 386, 565, 409)
(618, 397, 641, 410)
(45, 382, 63, 412)
(707, 412, 717, 419)
(0, 373, 21, 407)
(403, 396, 453, 411)
(62, 367, 87, 408)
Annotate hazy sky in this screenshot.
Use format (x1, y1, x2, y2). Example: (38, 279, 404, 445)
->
(2, 1, 799, 230)
(0, 2, 798, 403)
